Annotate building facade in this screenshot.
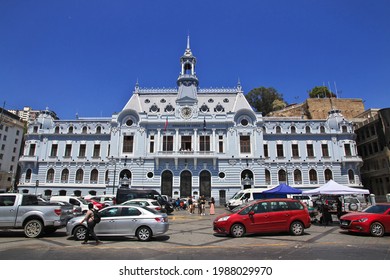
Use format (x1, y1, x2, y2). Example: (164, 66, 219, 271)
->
(354, 108, 390, 200)
(17, 39, 364, 204)
(0, 109, 25, 192)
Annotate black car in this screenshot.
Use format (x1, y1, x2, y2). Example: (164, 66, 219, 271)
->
(116, 188, 174, 214)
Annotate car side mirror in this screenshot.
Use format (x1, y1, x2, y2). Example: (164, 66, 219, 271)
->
(248, 211, 255, 216)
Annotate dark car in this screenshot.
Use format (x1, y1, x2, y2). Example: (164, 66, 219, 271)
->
(213, 198, 311, 237)
(339, 203, 390, 237)
(116, 188, 174, 214)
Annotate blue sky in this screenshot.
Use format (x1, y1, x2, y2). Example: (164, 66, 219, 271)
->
(1, 0, 389, 119)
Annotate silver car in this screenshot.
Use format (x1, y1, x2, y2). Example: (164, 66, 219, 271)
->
(66, 205, 169, 241)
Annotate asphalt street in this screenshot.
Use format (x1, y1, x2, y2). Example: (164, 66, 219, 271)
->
(0, 207, 389, 260)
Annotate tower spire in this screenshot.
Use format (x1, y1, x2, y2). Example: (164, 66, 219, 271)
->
(187, 34, 190, 50)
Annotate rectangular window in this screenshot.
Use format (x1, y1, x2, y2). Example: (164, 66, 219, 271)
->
(50, 144, 58, 157)
(93, 144, 101, 157)
(292, 144, 299, 157)
(344, 144, 352, 156)
(29, 144, 36, 156)
(163, 136, 174, 151)
(240, 136, 251, 153)
(276, 144, 284, 157)
(123, 136, 134, 153)
(181, 136, 192, 151)
(263, 144, 269, 158)
(200, 136, 210, 152)
(64, 144, 72, 157)
(79, 144, 86, 157)
(149, 135, 155, 153)
(307, 144, 314, 157)
(218, 135, 224, 153)
(321, 144, 329, 157)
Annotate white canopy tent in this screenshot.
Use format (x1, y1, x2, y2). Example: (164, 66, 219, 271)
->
(302, 179, 370, 195)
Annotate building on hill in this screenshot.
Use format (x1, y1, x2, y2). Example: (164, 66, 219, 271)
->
(17, 38, 366, 204)
(268, 98, 365, 120)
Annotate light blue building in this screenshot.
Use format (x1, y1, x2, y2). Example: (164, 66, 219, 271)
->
(18, 38, 363, 205)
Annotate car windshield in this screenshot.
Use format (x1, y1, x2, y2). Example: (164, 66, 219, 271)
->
(142, 207, 159, 215)
(229, 201, 253, 213)
(363, 205, 390, 214)
(231, 192, 243, 200)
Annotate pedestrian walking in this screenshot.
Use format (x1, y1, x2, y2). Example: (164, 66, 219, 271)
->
(209, 197, 215, 215)
(80, 203, 102, 245)
(188, 196, 194, 214)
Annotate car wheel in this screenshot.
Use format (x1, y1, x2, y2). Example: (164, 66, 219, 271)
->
(136, 226, 152, 241)
(24, 219, 43, 238)
(230, 223, 245, 238)
(73, 225, 87, 241)
(290, 221, 304, 236)
(370, 222, 384, 237)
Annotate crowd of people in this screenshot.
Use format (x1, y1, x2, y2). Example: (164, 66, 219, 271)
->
(174, 195, 215, 215)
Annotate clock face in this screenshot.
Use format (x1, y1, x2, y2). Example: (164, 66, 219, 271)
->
(180, 107, 193, 119)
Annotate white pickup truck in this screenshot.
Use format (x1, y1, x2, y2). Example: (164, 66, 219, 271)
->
(0, 193, 74, 238)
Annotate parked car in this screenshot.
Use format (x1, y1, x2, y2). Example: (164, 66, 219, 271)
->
(116, 188, 174, 214)
(66, 205, 169, 241)
(0, 194, 74, 238)
(213, 198, 311, 238)
(339, 203, 390, 237)
(122, 199, 162, 211)
(87, 195, 116, 207)
(85, 198, 105, 210)
(50, 196, 90, 213)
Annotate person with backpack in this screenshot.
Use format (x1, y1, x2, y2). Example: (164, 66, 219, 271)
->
(80, 203, 102, 245)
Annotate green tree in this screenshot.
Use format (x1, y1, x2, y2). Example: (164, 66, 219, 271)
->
(245, 87, 286, 115)
(308, 86, 336, 98)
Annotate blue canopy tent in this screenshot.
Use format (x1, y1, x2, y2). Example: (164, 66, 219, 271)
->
(260, 183, 302, 199)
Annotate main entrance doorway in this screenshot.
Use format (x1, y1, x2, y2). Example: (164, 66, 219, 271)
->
(180, 170, 192, 198)
(161, 170, 173, 197)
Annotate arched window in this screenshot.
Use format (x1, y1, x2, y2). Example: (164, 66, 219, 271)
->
(278, 169, 287, 183)
(61, 169, 69, 183)
(291, 126, 296, 134)
(294, 169, 302, 184)
(305, 126, 311, 134)
(342, 126, 348, 133)
(265, 170, 271, 185)
(348, 169, 355, 184)
(90, 169, 98, 184)
(25, 169, 32, 182)
(320, 126, 326, 133)
(76, 169, 84, 183)
(324, 169, 333, 181)
(276, 126, 282, 133)
(309, 169, 317, 184)
(54, 126, 60, 134)
(96, 126, 102, 134)
(82, 126, 88, 134)
(105, 170, 109, 184)
(46, 168, 55, 183)
(68, 126, 74, 134)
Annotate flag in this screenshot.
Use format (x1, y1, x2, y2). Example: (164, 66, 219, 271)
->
(164, 117, 168, 131)
(203, 117, 206, 131)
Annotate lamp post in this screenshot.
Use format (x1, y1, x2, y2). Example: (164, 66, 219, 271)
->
(110, 156, 117, 195)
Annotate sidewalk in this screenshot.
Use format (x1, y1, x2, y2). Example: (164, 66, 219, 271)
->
(169, 206, 227, 220)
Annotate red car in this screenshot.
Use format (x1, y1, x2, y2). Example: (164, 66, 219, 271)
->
(339, 203, 390, 237)
(213, 198, 311, 237)
(85, 198, 105, 210)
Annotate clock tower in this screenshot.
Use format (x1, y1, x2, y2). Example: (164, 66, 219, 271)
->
(176, 36, 198, 110)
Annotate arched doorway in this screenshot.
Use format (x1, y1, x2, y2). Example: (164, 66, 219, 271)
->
(199, 170, 211, 198)
(180, 170, 192, 198)
(241, 170, 254, 189)
(161, 170, 173, 197)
